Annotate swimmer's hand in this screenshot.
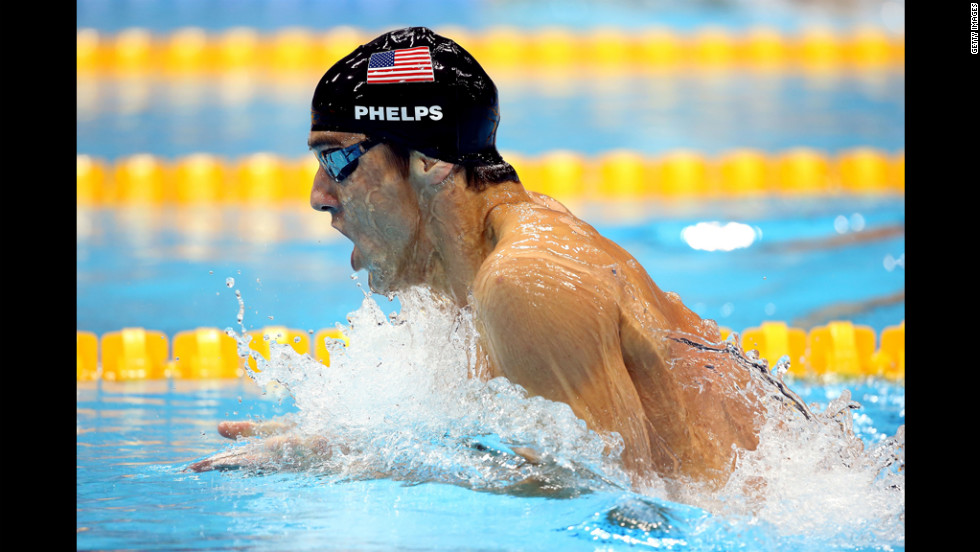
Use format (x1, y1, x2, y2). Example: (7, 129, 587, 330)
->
(185, 441, 271, 472)
(186, 434, 319, 472)
(186, 419, 333, 473)
(216, 420, 292, 440)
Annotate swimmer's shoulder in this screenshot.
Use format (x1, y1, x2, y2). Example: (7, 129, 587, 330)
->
(478, 198, 623, 290)
(526, 190, 573, 215)
(492, 194, 603, 243)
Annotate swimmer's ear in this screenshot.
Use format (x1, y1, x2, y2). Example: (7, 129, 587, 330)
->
(409, 150, 457, 189)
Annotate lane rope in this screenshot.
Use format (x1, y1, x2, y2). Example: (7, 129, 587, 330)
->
(76, 321, 904, 381)
(76, 26, 905, 75)
(76, 148, 905, 205)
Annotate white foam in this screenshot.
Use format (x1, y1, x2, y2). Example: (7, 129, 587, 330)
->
(236, 286, 630, 493)
(226, 284, 904, 545)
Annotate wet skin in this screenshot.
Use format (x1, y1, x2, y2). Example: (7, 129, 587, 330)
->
(189, 130, 765, 487)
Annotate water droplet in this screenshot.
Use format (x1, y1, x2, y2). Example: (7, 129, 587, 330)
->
(849, 213, 866, 232)
(773, 355, 791, 377)
(235, 289, 245, 326)
(884, 252, 905, 272)
(226, 277, 235, 288)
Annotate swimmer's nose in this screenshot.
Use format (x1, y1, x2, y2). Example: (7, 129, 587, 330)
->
(310, 165, 341, 213)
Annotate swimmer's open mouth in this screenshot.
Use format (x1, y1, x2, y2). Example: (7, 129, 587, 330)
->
(324, 213, 360, 271)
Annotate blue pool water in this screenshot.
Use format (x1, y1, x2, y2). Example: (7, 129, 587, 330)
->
(77, 72, 905, 161)
(76, 194, 905, 550)
(77, 196, 904, 339)
(77, 375, 904, 551)
(76, 0, 904, 34)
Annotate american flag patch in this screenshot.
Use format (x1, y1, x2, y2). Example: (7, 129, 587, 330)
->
(367, 47, 435, 84)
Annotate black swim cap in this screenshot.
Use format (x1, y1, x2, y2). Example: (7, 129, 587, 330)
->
(311, 27, 504, 166)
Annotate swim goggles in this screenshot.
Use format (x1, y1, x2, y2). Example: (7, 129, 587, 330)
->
(315, 138, 381, 183)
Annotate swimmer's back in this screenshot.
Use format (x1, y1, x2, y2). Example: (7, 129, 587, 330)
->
(491, 193, 704, 337)
(475, 192, 763, 484)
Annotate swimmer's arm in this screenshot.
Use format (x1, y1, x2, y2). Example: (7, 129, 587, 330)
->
(185, 431, 340, 473)
(185, 419, 303, 472)
(472, 256, 648, 446)
(474, 260, 599, 404)
(215, 420, 293, 439)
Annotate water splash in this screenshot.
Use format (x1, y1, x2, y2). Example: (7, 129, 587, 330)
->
(689, 336, 906, 549)
(218, 285, 903, 547)
(229, 286, 630, 495)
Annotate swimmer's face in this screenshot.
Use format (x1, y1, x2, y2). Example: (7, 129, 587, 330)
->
(309, 130, 421, 294)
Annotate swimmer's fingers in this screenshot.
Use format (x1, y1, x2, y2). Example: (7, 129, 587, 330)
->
(217, 420, 293, 440)
(511, 446, 543, 465)
(187, 435, 338, 473)
(185, 444, 274, 472)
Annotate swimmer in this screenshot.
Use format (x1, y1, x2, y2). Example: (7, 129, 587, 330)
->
(189, 27, 766, 488)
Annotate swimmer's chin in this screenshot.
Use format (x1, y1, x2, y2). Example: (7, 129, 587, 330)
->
(350, 247, 362, 272)
(348, 248, 402, 295)
(350, 249, 385, 293)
